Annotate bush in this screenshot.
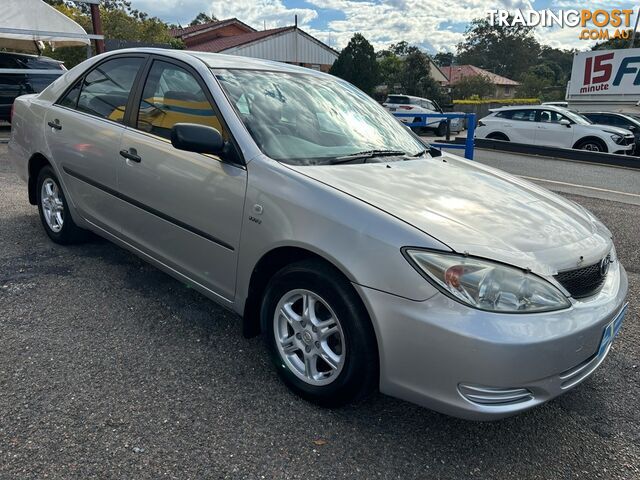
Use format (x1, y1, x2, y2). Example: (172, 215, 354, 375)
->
(453, 98, 539, 105)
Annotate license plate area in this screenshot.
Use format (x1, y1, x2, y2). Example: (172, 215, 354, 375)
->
(597, 303, 627, 358)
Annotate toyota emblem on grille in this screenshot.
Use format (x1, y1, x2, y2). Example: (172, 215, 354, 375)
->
(600, 256, 611, 277)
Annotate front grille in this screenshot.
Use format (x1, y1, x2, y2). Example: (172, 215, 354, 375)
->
(554, 254, 610, 298)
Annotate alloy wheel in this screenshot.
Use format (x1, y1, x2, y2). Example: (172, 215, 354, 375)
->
(41, 178, 64, 233)
(273, 289, 346, 386)
(582, 143, 601, 152)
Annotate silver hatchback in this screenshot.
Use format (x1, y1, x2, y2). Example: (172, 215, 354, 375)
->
(9, 49, 628, 420)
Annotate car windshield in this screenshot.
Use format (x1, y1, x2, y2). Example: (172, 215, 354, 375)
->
(561, 109, 592, 125)
(214, 69, 425, 165)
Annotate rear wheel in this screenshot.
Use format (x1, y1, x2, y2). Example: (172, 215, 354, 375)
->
(261, 259, 378, 407)
(435, 121, 447, 137)
(36, 166, 88, 244)
(576, 138, 607, 153)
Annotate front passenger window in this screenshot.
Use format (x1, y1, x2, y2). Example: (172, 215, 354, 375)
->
(136, 60, 224, 140)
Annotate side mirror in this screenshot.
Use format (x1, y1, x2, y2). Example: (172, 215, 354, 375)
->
(171, 123, 224, 155)
(628, 125, 637, 132)
(559, 119, 571, 127)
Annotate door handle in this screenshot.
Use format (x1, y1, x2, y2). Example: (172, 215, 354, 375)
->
(47, 120, 62, 130)
(119, 148, 141, 163)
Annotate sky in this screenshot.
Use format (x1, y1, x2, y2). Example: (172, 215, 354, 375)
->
(127, 0, 638, 53)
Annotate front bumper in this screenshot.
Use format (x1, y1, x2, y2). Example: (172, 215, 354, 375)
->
(355, 261, 628, 420)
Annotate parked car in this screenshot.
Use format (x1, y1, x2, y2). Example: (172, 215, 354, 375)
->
(9, 49, 628, 420)
(475, 105, 635, 154)
(542, 101, 568, 108)
(382, 94, 461, 136)
(0, 51, 65, 123)
(582, 111, 640, 155)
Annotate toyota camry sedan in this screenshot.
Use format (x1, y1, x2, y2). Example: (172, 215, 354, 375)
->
(8, 49, 628, 420)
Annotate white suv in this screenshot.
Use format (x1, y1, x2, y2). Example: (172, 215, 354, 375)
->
(475, 105, 635, 154)
(383, 94, 461, 136)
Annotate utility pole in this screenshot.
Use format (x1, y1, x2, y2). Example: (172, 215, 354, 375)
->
(90, 2, 104, 53)
(628, 7, 639, 49)
(294, 14, 298, 65)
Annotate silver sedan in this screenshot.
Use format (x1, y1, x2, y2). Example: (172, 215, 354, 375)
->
(8, 49, 628, 420)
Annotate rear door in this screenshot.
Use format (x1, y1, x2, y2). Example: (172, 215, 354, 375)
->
(496, 109, 537, 143)
(534, 109, 574, 148)
(116, 56, 247, 301)
(44, 55, 147, 234)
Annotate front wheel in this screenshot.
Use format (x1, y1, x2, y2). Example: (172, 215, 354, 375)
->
(261, 260, 378, 407)
(36, 165, 88, 244)
(576, 138, 607, 153)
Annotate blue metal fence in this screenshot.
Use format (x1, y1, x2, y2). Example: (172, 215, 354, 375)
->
(393, 112, 476, 160)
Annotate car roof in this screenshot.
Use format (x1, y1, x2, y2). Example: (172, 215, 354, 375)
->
(584, 111, 624, 115)
(107, 47, 327, 77)
(494, 105, 563, 112)
(584, 111, 640, 120)
(36, 47, 332, 103)
(387, 94, 431, 101)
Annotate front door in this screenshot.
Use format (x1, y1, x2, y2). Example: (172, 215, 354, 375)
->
(535, 109, 574, 148)
(116, 57, 247, 301)
(44, 55, 146, 234)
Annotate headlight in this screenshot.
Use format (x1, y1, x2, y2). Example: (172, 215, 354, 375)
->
(611, 134, 622, 144)
(404, 249, 571, 313)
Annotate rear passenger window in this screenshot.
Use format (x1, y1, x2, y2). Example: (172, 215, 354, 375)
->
(511, 110, 536, 121)
(135, 60, 224, 140)
(75, 57, 144, 122)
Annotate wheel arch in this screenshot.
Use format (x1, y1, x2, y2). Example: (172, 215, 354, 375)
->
(27, 153, 52, 205)
(242, 246, 367, 339)
(573, 136, 607, 151)
(486, 131, 510, 141)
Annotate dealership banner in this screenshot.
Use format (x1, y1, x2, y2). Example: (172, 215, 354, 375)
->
(570, 48, 640, 96)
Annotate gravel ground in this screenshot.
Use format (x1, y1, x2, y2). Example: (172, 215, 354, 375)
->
(0, 145, 638, 479)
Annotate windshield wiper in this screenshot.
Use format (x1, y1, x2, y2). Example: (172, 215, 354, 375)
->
(410, 148, 430, 157)
(329, 149, 408, 165)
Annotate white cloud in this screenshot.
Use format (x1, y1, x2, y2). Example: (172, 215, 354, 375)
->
(129, 0, 636, 53)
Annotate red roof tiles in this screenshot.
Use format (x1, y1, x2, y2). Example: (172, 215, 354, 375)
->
(441, 65, 520, 86)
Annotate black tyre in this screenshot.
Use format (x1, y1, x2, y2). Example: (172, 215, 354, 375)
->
(36, 165, 88, 244)
(487, 132, 510, 141)
(261, 259, 378, 407)
(576, 138, 607, 153)
(435, 121, 447, 137)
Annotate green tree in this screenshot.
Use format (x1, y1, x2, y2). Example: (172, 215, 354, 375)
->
(377, 54, 403, 91)
(434, 51, 454, 67)
(189, 12, 217, 26)
(452, 75, 494, 99)
(456, 17, 540, 80)
(41, 2, 183, 68)
(329, 33, 379, 94)
(517, 64, 554, 99)
(399, 50, 445, 104)
(593, 30, 640, 50)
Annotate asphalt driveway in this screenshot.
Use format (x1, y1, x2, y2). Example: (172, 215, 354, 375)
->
(0, 145, 638, 479)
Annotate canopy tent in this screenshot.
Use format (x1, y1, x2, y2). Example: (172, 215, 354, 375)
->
(0, 0, 91, 53)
